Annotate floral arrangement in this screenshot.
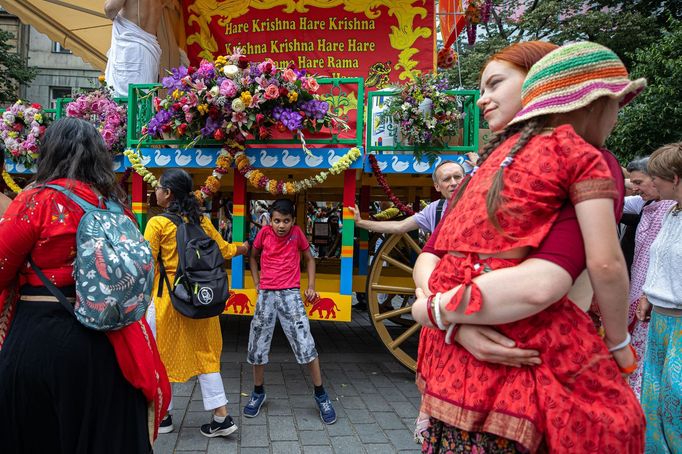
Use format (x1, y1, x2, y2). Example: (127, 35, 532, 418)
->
(144, 49, 346, 147)
(0, 100, 50, 168)
(233, 146, 361, 195)
(465, 0, 492, 45)
(382, 73, 462, 163)
(65, 86, 127, 154)
(369, 154, 414, 216)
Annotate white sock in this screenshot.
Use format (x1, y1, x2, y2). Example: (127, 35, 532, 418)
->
(213, 414, 227, 423)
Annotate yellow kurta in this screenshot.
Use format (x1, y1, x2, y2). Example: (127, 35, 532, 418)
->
(144, 215, 238, 382)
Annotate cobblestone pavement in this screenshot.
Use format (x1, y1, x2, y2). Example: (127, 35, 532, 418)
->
(153, 307, 422, 454)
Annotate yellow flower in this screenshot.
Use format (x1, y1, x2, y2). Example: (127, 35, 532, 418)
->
(34, 113, 42, 122)
(197, 104, 209, 115)
(98, 74, 106, 84)
(205, 176, 220, 192)
(172, 89, 182, 100)
(240, 91, 252, 105)
(285, 182, 295, 194)
(288, 91, 298, 103)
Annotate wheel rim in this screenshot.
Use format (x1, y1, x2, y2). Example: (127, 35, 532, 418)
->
(367, 232, 422, 372)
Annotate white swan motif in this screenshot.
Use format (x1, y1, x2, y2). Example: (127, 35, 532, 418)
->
(195, 149, 212, 167)
(260, 150, 278, 167)
(412, 159, 430, 173)
(154, 150, 171, 166)
(304, 152, 323, 167)
(15, 162, 26, 173)
(140, 153, 152, 166)
(175, 150, 192, 166)
(391, 156, 409, 172)
(4, 160, 14, 172)
(282, 150, 300, 167)
(328, 150, 341, 166)
(247, 154, 256, 165)
(377, 159, 388, 171)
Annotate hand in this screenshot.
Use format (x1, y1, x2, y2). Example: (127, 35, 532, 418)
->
(237, 241, 250, 256)
(465, 152, 479, 167)
(349, 204, 362, 224)
(636, 295, 651, 321)
(304, 287, 318, 302)
(411, 288, 434, 327)
(455, 325, 542, 367)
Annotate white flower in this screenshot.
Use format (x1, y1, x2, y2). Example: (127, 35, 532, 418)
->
(231, 98, 245, 113)
(223, 65, 240, 79)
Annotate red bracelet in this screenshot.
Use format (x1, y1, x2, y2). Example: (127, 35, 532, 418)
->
(425, 295, 437, 328)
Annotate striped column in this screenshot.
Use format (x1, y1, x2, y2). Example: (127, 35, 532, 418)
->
(340, 169, 356, 295)
(131, 172, 147, 231)
(231, 171, 246, 289)
(357, 185, 370, 276)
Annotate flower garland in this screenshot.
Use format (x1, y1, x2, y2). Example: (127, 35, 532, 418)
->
(0, 100, 49, 168)
(2, 168, 22, 194)
(194, 146, 234, 202)
(65, 87, 126, 154)
(233, 146, 361, 195)
(368, 154, 415, 216)
(123, 149, 159, 188)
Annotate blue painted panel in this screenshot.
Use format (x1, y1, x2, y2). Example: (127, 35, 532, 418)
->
(362, 153, 471, 174)
(340, 257, 353, 295)
(231, 255, 244, 289)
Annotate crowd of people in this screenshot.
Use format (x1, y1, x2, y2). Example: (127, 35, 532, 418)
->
(0, 31, 680, 454)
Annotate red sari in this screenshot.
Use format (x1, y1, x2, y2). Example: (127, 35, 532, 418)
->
(417, 125, 644, 452)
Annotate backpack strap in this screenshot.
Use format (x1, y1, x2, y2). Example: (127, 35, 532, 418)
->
(434, 198, 447, 226)
(156, 212, 186, 298)
(156, 250, 173, 298)
(44, 184, 122, 213)
(27, 257, 75, 316)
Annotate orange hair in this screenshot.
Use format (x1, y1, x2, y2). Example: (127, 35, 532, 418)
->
(483, 41, 559, 75)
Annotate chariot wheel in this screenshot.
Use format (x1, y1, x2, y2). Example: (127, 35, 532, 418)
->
(366, 232, 423, 372)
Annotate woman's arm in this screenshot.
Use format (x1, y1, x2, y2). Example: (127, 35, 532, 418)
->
(201, 216, 247, 258)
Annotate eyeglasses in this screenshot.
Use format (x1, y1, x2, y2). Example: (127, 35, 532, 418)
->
(155, 186, 168, 191)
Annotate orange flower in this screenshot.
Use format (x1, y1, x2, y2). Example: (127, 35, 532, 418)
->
(205, 176, 220, 192)
(267, 180, 278, 194)
(285, 182, 295, 194)
(216, 155, 232, 170)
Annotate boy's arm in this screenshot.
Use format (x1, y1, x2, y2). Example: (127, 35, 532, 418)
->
(302, 247, 317, 301)
(249, 247, 261, 289)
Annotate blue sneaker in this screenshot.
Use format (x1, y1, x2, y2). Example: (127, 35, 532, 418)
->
(314, 392, 337, 424)
(243, 391, 266, 418)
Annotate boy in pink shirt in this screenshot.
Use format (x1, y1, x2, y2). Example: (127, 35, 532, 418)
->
(245, 199, 336, 424)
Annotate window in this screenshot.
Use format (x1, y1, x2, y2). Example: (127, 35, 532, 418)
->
(52, 41, 72, 54)
(50, 86, 72, 108)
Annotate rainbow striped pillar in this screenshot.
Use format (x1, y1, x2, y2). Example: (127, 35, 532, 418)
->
(131, 172, 147, 231)
(357, 185, 370, 276)
(231, 171, 246, 289)
(340, 169, 356, 295)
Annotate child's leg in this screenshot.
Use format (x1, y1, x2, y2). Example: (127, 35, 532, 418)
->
(246, 290, 278, 369)
(253, 364, 265, 387)
(307, 357, 322, 387)
(276, 289, 318, 366)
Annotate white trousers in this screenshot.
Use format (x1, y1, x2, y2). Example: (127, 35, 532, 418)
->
(147, 301, 228, 412)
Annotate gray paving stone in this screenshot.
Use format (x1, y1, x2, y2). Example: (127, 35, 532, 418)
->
(188, 400, 207, 412)
(173, 381, 196, 397)
(207, 436, 238, 454)
(299, 430, 330, 446)
(240, 424, 270, 447)
(338, 395, 367, 410)
(152, 432, 178, 454)
(182, 411, 209, 428)
(325, 418, 354, 437)
(266, 398, 294, 416)
(271, 441, 304, 453)
(269, 415, 298, 441)
(239, 448, 270, 454)
(344, 408, 376, 424)
(172, 396, 191, 411)
(388, 400, 419, 418)
(375, 411, 408, 430)
(330, 435, 365, 453)
(354, 422, 389, 443)
(303, 446, 333, 454)
(365, 444, 403, 454)
(386, 428, 419, 451)
(359, 394, 392, 412)
(175, 427, 209, 451)
(294, 407, 325, 431)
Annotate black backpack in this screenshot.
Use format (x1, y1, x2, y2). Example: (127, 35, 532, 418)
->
(157, 213, 229, 318)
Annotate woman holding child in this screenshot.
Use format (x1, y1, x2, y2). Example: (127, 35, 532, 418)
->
(412, 42, 645, 452)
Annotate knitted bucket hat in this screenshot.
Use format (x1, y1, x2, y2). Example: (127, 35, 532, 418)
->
(508, 41, 646, 126)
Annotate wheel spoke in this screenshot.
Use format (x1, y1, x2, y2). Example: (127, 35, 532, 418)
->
(401, 233, 422, 254)
(380, 253, 413, 274)
(388, 322, 421, 350)
(371, 284, 416, 294)
(374, 305, 412, 322)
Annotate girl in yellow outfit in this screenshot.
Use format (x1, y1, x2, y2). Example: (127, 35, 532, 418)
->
(144, 169, 248, 438)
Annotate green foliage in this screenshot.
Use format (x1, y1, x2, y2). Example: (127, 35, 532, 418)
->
(606, 18, 682, 163)
(0, 29, 37, 104)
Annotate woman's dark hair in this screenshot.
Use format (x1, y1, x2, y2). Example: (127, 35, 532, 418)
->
(34, 117, 122, 200)
(270, 198, 295, 217)
(160, 168, 202, 224)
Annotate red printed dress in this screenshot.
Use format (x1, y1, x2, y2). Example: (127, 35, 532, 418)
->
(417, 125, 645, 453)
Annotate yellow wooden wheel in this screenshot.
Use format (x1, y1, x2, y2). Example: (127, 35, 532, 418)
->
(366, 232, 422, 372)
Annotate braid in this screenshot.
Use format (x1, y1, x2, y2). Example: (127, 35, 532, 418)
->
(486, 117, 547, 233)
(445, 123, 524, 214)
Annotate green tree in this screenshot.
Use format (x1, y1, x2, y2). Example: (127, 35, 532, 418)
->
(606, 18, 682, 163)
(0, 29, 37, 104)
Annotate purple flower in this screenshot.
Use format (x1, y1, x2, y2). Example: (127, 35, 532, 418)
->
(200, 116, 221, 137)
(147, 110, 172, 136)
(162, 66, 189, 91)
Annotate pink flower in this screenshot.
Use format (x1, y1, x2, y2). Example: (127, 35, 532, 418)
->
(264, 84, 280, 100)
(219, 79, 237, 97)
(231, 111, 247, 127)
(101, 128, 115, 145)
(282, 68, 297, 83)
(303, 76, 319, 93)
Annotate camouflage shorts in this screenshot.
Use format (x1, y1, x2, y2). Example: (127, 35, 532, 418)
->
(247, 289, 318, 365)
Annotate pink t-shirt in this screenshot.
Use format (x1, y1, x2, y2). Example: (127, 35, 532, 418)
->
(253, 225, 309, 290)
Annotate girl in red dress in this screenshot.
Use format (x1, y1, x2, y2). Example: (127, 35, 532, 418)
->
(412, 42, 646, 453)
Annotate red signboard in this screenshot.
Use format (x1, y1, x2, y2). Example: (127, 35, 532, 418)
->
(181, 1, 435, 88)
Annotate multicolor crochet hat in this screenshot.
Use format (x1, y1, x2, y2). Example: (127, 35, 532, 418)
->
(508, 41, 646, 126)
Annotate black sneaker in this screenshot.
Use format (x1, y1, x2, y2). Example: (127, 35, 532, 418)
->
(158, 414, 174, 434)
(200, 415, 238, 438)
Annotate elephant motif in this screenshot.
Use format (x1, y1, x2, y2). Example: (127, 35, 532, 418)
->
(306, 297, 340, 319)
(225, 291, 252, 314)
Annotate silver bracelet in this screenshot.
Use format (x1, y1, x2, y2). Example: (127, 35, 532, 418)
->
(607, 333, 632, 353)
(432, 292, 448, 331)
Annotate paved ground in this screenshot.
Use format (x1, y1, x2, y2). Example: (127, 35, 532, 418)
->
(154, 307, 422, 454)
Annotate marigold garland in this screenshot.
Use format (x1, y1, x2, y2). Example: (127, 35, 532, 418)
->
(368, 154, 415, 216)
(2, 169, 22, 194)
(194, 146, 235, 202)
